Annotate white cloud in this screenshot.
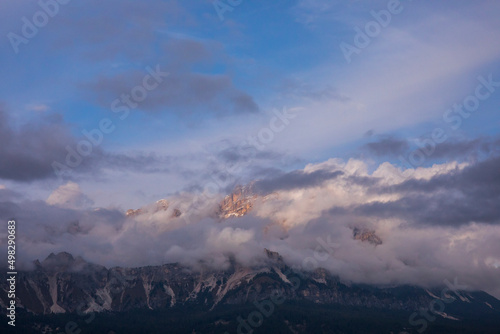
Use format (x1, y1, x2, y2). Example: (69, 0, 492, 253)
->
(46, 182, 94, 209)
(3, 156, 500, 299)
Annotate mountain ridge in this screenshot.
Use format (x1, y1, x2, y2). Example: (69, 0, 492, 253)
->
(1, 251, 499, 318)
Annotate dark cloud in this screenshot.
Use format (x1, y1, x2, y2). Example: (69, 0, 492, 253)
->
(253, 169, 344, 194)
(357, 156, 500, 226)
(1, 151, 500, 296)
(162, 38, 222, 69)
(0, 107, 78, 182)
(363, 129, 375, 138)
(383, 156, 500, 197)
(176, 138, 301, 196)
(101, 152, 175, 174)
(216, 145, 284, 165)
(356, 193, 500, 226)
(347, 175, 381, 187)
(79, 28, 259, 118)
(363, 136, 409, 156)
(364, 135, 500, 160)
(430, 137, 500, 160)
(0, 106, 193, 182)
(86, 70, 258, 117)
(6, 0, 259, 119)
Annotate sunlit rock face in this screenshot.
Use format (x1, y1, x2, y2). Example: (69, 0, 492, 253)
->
(218, 184, 257, 219)
(125, 208, 142, 217)
(125, 199, 182, 219)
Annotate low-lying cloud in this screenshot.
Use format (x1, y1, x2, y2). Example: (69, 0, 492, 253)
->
(0, 155, 499, 299)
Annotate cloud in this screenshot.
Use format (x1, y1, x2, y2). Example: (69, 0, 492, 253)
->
(46, 182, 94, 209)
(353, 156, 500, 226)
(26, 103, 50, 112)
(269, 1, 500, 159)
(86, 67, 259, 118)
(1, 0, 500, 300)
(0, 107, 78, 182)
(253, 169, 344, 194)
(0, 187, 22, 202)
(363, 136, 410, 156)
(430, 138, 500, 160)
(0, 102, 246, 186)
(47, 0, 192, 61)
(100, 152, 175, 174)
(0, 188, 126, 267)
(80, 32, 259, 118)
(363, 136, 500, 161)
(0, 106, 183, 182)
(1, 153, 500, 298)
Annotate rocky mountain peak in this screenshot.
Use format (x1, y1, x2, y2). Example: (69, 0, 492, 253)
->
(38, 252, 101, 273)
(42, 251, 74, 264)
(218, 184, 257, 219)
(155, 199, 169, 211)
(353, 227, 383, 245)
(265, 248, 284, 263)
(2, 250, 499, 332)
(40, 252, 77, 272)
(125, 199, 182, 218)
(126, 208, 142, 216)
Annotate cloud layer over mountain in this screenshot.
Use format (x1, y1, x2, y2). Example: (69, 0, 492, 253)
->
(1, 154, 499, 299)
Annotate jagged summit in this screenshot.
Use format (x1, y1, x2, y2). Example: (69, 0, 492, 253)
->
(218, 183, 257, 219)
(125, 181, 279, 221)
(40, 251, 76, 269)
(126, 208, 142, 216)
(125, 199, 182, 218)
(353, 227, 383, 245)
(45, 251, 74, 262)
(36, 252, 103, 273)
(264, 248, 284, 263)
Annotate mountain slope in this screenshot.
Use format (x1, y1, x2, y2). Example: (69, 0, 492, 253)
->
(1, 252, 499, 324)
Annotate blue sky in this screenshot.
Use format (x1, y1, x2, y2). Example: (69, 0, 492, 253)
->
(0, 0, 499, 207)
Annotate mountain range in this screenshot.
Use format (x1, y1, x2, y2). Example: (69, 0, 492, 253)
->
(1, 250, 499, 334)
(2, 185, 499, 333)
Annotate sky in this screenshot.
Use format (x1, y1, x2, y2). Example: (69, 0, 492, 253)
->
(0, 1, 500, 297)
